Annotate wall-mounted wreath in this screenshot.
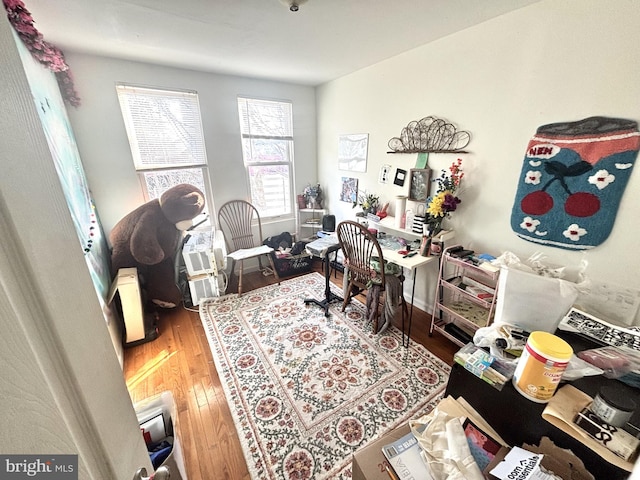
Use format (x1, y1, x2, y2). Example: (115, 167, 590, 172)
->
(387, 116, 470, 153)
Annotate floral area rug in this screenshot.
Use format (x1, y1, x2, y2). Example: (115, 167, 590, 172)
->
(199, 272, 450, 479)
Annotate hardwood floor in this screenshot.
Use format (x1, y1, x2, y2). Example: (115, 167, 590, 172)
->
(123, 262, 459, 480)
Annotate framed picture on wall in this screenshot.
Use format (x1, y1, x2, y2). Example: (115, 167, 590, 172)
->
(408, 168, 431, 202)
(394, 168, 407, 187)
(340, 177, 358, 203)
(338, 134, 369, 172)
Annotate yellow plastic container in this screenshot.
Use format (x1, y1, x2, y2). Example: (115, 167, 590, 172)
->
(513, 331, 573, 403)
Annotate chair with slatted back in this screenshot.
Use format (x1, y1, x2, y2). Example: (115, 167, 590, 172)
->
(217, 200, 280, 295)
(337, 220, 405, 333)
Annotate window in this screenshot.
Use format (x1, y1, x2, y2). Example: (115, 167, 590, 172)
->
(237, 97, 293, 219)
(116, 84, 212, 214)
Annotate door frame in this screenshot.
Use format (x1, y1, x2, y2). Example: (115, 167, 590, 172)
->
(1, 17, 152, 479)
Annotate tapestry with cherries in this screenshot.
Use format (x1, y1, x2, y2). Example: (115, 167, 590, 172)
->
(511, 117, 639, 250)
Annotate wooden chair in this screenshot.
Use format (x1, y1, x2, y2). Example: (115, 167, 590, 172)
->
(217, 200, 280, 295)
(336, 220, 405, 333)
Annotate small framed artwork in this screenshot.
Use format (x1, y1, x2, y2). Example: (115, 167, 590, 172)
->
(408, 168, 431, 202)
(338, 134, 369, 172)
(340, 177, 358, 203)
(394, 168, 407, 187)
(379, 164, 391, 184)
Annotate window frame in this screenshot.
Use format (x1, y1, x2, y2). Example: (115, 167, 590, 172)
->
(116, 83, 214, 222)
(237, 96, 295, 221)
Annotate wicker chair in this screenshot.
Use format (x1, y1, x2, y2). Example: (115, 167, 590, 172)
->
(217, 200, 280, 295)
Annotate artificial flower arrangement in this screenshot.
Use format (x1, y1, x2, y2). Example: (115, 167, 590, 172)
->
(302, 183, 323, 208)
(352, 190, 380, 215)
(3, 0, 81, 107)
(425, 158, 464, 235)
(303, 183, 322, 199)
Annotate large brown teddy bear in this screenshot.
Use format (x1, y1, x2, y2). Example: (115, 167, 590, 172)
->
(110, 184, 206, 308)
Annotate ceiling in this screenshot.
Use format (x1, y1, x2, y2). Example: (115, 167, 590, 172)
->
(24, 0, 540, 86)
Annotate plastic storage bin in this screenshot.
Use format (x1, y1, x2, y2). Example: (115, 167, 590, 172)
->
(134, 391, 188, 480)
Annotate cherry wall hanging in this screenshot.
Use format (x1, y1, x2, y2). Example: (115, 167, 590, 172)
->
(511, 116, 640, 250)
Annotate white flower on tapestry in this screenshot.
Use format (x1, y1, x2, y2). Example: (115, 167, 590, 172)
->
(524, 170, 542, 185)
(271, 299, 303, 319)
(381, 388, 408, 412)
(288, 324, 326, 349)
(336, 416, 365, 446)
(563, 223, 587, 241)
(588, 169, 615, 190)
(415, 367, 440, 385)
(520, 216, 540, 232)
(255, 395, 282, 421)
(236, 354, 257, 370)
(283, 449, 314, 480)
(318, 355, 360, 392)
(615, 162, 633, 170)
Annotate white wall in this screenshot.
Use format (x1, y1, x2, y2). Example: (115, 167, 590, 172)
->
(317, 0, 640, 322)
(64, 54, 317, 237)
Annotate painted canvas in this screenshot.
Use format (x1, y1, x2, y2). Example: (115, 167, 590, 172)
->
(340, 177, 358, 203)
(338, 133, 369, 172)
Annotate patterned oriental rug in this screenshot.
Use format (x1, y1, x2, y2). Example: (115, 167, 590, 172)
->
(199, 272, 450, 479)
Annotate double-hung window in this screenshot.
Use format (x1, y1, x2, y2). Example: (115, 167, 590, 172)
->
(116, 83, 211, 215)
(237, 97, 293, 219)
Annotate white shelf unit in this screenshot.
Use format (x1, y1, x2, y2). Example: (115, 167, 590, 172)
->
(429, 245, 500, 347)
(298, 207, 326, 240)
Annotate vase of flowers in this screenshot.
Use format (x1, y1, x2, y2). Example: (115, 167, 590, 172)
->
(353, 190, 380, 216)
(424, 158, 464, 236)
(303, 183, 323, 209)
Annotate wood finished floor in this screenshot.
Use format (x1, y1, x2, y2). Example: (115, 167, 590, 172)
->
(123, 262, 459, 480)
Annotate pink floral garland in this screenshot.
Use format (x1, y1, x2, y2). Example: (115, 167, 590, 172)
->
(3, 0, 80, 106)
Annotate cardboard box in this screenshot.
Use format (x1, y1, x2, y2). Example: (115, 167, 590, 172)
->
(352, 423, 411, 480)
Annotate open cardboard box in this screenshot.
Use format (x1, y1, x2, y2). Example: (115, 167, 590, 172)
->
(352, 422, 509, 480)
(352, 423, 411, 480)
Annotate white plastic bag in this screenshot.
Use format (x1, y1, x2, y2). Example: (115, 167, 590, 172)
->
(495, 267, 580, 333)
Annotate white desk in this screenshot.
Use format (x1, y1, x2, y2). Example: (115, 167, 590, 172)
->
(380, 249, 437, 347)
(376, 215, 422, 240)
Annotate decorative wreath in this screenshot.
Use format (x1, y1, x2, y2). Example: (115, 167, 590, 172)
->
(388, 116, 470, 153)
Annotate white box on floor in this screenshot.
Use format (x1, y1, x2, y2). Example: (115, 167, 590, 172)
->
(134, 391, 187, 480)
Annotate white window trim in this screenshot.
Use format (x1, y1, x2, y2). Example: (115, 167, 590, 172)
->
(237, 96, 295, 221)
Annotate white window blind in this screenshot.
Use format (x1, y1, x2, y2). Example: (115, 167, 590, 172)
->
(117, 84, 207, 170)
(116, 83, 212, 218)
(237, 97, 294, 218)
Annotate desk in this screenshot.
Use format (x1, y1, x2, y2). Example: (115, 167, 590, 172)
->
(381, 248, 437, 347)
